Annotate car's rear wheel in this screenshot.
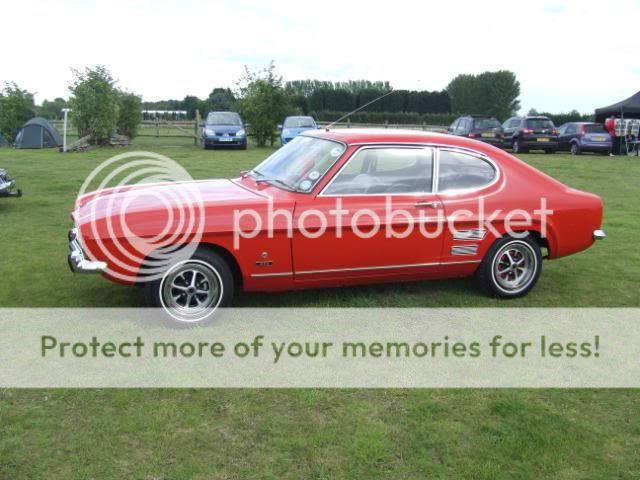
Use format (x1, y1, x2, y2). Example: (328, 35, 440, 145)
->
(477, 235, 542, 298)
(570, 143, 581, 155)
(144, 247, 234, 323)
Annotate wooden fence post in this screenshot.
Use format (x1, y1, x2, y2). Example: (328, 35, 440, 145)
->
(195, 110, 201, 146)
(422, 121, 426, 131)
(347, 118, 351, 128)
(385, 120, 389, 129)
(155, 119, 160, 143)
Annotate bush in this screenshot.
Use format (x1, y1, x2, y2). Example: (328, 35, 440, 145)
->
(68, 66, 119, 145)
(117, 91, 142, 139)
(236, 62, 290, 146)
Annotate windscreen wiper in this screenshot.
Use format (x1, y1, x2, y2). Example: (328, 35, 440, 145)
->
(254, 177, 296, 192)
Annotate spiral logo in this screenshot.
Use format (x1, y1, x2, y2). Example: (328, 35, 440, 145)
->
(76, 151, 205, 283)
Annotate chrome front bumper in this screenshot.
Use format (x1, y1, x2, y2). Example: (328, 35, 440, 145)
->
(593, 229, 607, 240)
(68, 228, 107, 273)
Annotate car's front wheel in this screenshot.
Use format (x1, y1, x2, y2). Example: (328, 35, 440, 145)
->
(477, 235, 542, 298)
(144, 247, 235, 323)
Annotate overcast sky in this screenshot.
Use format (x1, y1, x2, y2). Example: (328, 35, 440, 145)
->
(3, 0, 639, 114)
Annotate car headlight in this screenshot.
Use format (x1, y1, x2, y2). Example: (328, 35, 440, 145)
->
(236, 129, 246, 137)
(205, 128, 216, 136)
(283, 129, 291, 136)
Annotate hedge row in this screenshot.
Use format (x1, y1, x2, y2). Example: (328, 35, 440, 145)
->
(313, 111, 460, 126)
(312, 111, 594, 127)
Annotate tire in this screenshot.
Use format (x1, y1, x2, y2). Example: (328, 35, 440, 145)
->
(570, 143, 580, 155)
(601, 150, 611, 156)
(477, 235, 542, 299)
(144, 247, 235, 323)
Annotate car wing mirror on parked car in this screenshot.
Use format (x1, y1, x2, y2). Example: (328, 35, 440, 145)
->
(277, 124, 283, 129)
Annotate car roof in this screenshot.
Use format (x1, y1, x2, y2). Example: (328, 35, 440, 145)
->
(304, 128, 482, 147)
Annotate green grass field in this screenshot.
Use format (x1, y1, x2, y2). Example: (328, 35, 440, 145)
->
(1, 142, 639, 479)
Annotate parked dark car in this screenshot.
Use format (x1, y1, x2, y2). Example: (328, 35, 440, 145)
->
(557, 122, 612, 155)
(502, 116, 559, 154)
(202, 111, 247, 150)
(0, 168, 22, 198)
(447, 115, 504, 147)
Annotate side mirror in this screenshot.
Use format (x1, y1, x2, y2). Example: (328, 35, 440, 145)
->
(277, 124, 283, 130)
(446, 127, 453, 132)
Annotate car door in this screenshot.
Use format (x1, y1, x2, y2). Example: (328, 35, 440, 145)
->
(458, 118, 470, 136)
(448, 119, 459, 134)
(503, 118, 518, 144)
(558, 124, 572, 149)
(291, 146, 445, 285)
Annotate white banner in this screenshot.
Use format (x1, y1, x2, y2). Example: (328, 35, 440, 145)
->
(0, 308, 637, 388)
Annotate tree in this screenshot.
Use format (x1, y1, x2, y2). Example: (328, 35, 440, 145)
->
(38, 97, 68, 120)
(236, 62, 289, 146)
(0, 82, 36, 141)
(116, 91, 142, 139)
(324, 89, 355, 111)
(207, 88, 235, 111)
(447, 70, 520, 120)
(68, 66, 120, 144)
(478, 71, 520, 120)
(382, 90, 407, 113)
(180, 95, 203, 119)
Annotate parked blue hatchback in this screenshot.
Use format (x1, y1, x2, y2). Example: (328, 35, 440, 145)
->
(557, 122, 612, 155)
(279, 116, 317, 145)
(202, 111, 247, 150)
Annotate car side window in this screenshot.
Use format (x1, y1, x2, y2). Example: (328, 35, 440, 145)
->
(510, 118, 521, 128)
(449, 119, 459, 132)
(457, 119, 468, 133)
(566, 124, 577, 134)
(437, 150, 497, 192)
(323, 147, 434, 195)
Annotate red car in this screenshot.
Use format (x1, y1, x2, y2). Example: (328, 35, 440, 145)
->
(68, 129, 606, 322)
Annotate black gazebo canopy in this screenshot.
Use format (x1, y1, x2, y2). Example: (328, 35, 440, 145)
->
(595, 91, 640, 122)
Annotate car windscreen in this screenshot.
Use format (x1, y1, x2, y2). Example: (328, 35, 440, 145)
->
(284, 117, 315, 128)
(206, 112, 241, 125)
(251, 136, 345, 192)
(584, 124, 607, 134)
(526, 119, 555, 130)
(472, 118, 501, 129)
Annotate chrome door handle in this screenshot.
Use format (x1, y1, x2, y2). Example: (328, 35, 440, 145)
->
(414, 201, 440, 208)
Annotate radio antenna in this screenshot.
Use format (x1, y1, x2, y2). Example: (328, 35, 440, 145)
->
(325, 89, 395, 130)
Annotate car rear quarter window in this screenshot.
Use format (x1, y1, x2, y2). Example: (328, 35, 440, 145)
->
(437, 150, 497, 193)
(323, 147, 434, 195)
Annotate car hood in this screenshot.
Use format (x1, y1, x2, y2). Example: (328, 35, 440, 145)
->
(204, 124, 243, 134)
(283, 127, 315, 135)
(73, 179, 274, 239)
